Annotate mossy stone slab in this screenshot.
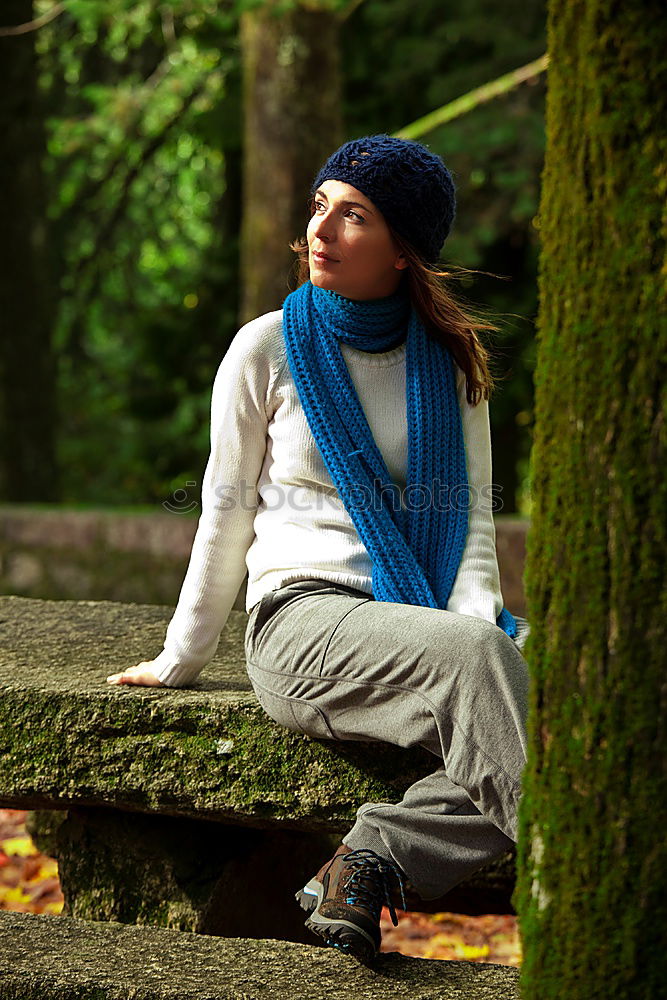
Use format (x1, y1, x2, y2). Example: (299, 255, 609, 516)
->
(0, 910, 520, 1000)
(0, 595, 439, 831)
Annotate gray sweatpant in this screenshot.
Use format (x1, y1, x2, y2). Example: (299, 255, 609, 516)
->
(244, 578, 530, 901)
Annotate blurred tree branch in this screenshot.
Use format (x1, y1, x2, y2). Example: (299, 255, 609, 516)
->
(394, 53, 549, 139)
(58, 54, 175, 233)
(0, 2, 64, 36)
(339, 0, 366, 20)
(71, 75, 208, 285)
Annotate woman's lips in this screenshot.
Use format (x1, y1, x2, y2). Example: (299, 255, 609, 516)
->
(312, 250, 338, 264)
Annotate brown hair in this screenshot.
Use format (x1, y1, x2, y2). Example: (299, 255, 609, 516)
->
(289, 207, 509, 407)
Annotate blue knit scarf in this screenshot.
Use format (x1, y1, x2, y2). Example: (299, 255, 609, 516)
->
(282, 279, 517, 638)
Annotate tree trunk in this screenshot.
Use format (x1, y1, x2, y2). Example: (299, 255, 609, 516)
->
(515, 1, 667, 997)
(239, 0, 343, 324)
(0, 0, 59, 500)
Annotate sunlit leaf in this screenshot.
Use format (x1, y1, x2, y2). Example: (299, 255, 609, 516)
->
(0, 837, 37, 859)
(0, 885, 33, 905)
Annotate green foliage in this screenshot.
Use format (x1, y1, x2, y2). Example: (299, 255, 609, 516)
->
(35, 0, 545, 511)
(38, 0, 241, 504)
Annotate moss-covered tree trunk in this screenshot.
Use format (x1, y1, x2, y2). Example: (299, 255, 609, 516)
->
(239, 0, 343, 323)
(0, 1, 59, 500)
(515, 1, 667, 996)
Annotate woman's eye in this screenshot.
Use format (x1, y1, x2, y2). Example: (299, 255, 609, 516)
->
(311, 201, 364, 222)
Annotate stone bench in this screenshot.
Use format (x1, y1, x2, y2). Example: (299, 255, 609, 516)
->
(0, 911, 520, 1000)
(0, 594, 516, 945)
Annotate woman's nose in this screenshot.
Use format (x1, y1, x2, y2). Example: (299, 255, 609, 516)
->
(311, 208, 336, 242)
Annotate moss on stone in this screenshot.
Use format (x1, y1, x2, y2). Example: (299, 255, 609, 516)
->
(0, 595, 439, 829)
(1, 594, 516, 935)
(0, 910, 520, 1000)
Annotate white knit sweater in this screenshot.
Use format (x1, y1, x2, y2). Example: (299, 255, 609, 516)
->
(152, 309, 505, 687)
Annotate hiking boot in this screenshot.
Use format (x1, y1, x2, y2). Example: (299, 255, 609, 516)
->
(295, 844, 407, 963)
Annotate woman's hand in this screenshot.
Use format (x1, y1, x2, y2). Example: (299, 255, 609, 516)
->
(106, 661, 164, 687)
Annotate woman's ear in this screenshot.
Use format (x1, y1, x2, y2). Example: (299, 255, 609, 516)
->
(395, 252, 409, 271)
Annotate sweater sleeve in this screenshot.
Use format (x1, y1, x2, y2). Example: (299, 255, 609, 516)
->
(151, 321, 273, 687)
(445, 370, 504, 624)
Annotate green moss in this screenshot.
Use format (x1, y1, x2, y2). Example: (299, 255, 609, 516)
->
(515, 1, 667, 997)
(0, 687, 437, 828)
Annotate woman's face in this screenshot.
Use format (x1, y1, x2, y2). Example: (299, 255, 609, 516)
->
(306, 179, 408, 300)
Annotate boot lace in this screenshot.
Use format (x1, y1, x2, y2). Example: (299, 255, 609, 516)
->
(340, 848, 407, 927)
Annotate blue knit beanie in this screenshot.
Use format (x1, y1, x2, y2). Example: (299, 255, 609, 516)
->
(310, 134, 456, 265)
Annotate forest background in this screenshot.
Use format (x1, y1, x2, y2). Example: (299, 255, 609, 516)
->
(1, 0, 547, 516)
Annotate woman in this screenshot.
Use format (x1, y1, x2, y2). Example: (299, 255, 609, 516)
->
(107, 134, 530, 964)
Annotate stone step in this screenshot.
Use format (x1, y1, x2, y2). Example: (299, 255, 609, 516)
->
(0, 910, 520, 1000)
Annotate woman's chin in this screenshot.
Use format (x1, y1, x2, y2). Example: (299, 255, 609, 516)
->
(310, 273, 345, 293)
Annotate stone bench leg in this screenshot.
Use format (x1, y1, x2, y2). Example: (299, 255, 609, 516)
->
(30, 807, 337, 945)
